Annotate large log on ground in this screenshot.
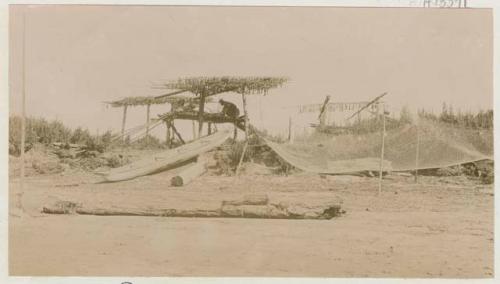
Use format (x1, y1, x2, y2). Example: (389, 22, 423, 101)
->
(42, 198, 344, 220)
(220, 203, 342, 219)
(42, 205, 221, 218)
(171, 161, 207, 187)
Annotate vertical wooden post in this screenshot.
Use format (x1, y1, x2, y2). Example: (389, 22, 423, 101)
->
(146, 104, 151, 135)
(376, 102, 380, 122)
(20, 9, 26, 181)
(414, 121, 420, 183)
(145, 104, 151, 143)
(192, 120, 197, 140)
(242, 92, 249, 141)
(208, 122, 212, 135)
(378, 103, 386, 195)
(17, 9, 27, 212)
(235, 91, 250, 176)
(121, 105, 128, 140)
(165, 121, 171, 148)
(198, 93, 206, 138)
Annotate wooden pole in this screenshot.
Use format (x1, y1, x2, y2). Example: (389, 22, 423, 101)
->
(146, 104, 150, 135)
(145, 104, 151, 144)
(378, 103, 386, 195)
(171, 123, 185, 144)
(208, 122, 212, 135)
(165, 121, 171, 148)
(235, 91, 250, 176)
(121, 105, 128, 140)
(242, 92, 249, 141)
(192, 120, 197, 140)
(198, 93, 206, 138)
(414, 122, 420, 183)
(17, 9, 27, 213)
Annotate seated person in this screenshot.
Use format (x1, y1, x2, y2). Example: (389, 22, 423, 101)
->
(219, 99, 240, 119)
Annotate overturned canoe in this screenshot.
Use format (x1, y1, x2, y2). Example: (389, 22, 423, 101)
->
(99, 130, 231, 182)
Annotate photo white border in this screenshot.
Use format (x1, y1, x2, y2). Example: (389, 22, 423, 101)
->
(0, 1, 498, 283)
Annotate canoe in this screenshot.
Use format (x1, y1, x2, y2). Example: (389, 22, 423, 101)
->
(100, 130, 231, 182)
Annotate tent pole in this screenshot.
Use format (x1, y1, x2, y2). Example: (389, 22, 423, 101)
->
(121, 105, 128, 141)
(146, 104, 150, 143)
(192, 120, 196, 140)
(414, 122, 420, 183)
(378, 102, 386, 195)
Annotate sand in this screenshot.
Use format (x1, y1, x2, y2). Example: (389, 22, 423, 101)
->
(8, 169, 494, 277)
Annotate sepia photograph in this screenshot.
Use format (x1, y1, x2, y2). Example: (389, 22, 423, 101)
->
(6, 1, 495, 279)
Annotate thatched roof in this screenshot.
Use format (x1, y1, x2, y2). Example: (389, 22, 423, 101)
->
(106, 76, 287, 107)
(106, 95, 213, 108)
(159, 76, 288, 96)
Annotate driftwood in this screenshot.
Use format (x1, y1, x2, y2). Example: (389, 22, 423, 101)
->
(42, 197, 344, 220)
(171, 161, 207, 187)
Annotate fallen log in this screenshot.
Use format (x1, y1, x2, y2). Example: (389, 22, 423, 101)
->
(171, 161, 207, 187)
(42, 198, 344, 220)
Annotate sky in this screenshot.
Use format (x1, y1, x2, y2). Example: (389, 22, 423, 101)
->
(9, 5, 493, 139)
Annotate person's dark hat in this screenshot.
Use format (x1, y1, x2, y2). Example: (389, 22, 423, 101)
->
(219, 99, 225, 104)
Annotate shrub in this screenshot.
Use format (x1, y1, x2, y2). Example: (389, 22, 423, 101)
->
(9, 115, 115, 156)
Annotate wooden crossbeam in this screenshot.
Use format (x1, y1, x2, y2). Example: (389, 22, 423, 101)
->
(347, 92, 387, 121)
(160, 111, 246, 131)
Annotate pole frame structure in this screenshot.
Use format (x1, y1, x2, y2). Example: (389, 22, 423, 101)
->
(378, 102, 386, 195)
